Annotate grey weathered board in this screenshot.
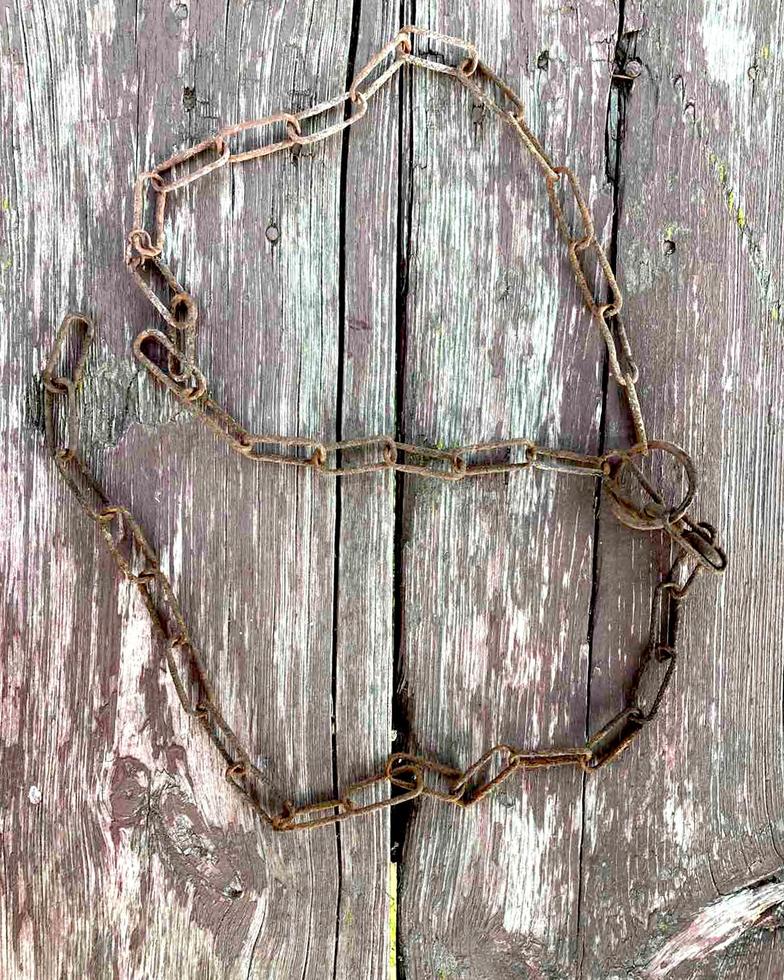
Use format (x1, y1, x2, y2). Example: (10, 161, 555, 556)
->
(1, 1, 783, 978)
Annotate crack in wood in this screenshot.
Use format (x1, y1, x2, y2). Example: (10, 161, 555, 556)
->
(644, 870, 784, 978)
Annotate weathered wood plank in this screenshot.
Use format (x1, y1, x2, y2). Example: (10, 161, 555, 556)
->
(395, 3, 617, 977)
(1, 1, 388, 976)
(579, 0, 784, 976)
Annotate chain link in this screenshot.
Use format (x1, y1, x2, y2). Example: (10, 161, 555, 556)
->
(42, 27, 728, 832)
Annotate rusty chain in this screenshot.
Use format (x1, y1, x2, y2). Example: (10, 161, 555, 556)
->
(42, 27, 727, 832)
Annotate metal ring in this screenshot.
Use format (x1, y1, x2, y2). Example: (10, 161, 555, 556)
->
(382, 440, 398, 465)
(127, 227, 162, 259)
(603, 440, 697, 531)
(226, 761, 248, 779)
(395, 31, 412, 55)
(310, 444, 327, 470)
(170, 291, 198, 330)
(284, 113, 304, 143)
(451, 453, 467, 478)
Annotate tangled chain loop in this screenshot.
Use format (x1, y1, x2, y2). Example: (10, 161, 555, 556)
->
(42, 26, 727, 832)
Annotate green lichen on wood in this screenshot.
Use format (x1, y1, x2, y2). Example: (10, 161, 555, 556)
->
(708, 154, 747, 228)
(680, 77, 779, 315)
(705, 151, 780, 313)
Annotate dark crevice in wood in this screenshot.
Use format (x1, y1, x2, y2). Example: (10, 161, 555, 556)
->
(391, 1, 415, 974)
(222, 0, 232, 65)
(225, 15, 244, 876)
(577, 2, 631, 975)
(330, 4, 363, 977)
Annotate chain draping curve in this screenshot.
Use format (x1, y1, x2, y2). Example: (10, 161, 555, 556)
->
(41, 27, 727, 832)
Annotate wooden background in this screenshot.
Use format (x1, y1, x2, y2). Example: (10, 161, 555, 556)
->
(2, 1, 784, 977)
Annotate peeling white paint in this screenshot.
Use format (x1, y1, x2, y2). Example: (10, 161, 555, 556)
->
(112, 580, 157, 764)
(661, 778, 698, 855)
(502, 794, 563, 937)
(701, 0, 755, 86)
(85, 0, 117, 45)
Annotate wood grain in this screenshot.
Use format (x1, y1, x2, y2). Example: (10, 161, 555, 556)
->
(580, 1, 784, 977)
(2, 1, 783, 978)
(395, 3, 614, 977)
(2, 1, 368, 976)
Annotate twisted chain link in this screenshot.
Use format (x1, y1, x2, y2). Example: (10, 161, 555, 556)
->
(42, 27, 727, 832)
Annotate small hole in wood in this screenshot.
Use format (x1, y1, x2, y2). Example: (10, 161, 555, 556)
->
(182, 86, 197, 112)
